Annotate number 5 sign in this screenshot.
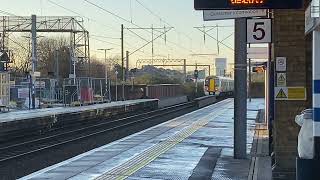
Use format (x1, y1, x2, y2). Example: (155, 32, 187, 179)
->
(247, 19, 272, 43)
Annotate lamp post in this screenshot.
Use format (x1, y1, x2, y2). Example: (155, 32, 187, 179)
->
(97, 48, 113, 102)
(115, 70, 118, 101)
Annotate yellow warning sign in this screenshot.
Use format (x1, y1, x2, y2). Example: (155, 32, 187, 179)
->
(276, 89, 288, 99)
(275, 87, 306, 101)
(288, 88, 306, 100)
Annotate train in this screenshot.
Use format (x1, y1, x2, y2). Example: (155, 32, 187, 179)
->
(204, 76, 234, 96)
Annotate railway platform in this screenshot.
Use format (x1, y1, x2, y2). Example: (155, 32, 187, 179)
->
(0, 99, 158, 140)
(20, 98, 269, 180)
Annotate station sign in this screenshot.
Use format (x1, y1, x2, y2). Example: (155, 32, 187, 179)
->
(247, 19, 271, 44)
(275, 87, 306, 101)
(195, 0, 303, 10)
(203, 9, 267, 21)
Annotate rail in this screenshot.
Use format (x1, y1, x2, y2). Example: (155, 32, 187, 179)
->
(0, 102, 194, 163)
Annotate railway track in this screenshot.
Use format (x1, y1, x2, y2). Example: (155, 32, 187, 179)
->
(0, 102, 194, 163)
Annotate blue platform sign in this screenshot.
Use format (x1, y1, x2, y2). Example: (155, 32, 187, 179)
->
(195, 0, 303, 10)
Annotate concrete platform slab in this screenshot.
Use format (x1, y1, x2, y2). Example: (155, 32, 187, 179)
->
(20, 98, 265, 180)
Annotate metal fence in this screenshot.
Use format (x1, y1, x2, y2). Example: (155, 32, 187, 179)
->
(62, 77, 106, 106)
(0, 72, 10, 106)
(9, 76, 106, 109)
(8, 76, 188, 110)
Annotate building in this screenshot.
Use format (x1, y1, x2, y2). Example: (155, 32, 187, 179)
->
(215, 58, 227, 76)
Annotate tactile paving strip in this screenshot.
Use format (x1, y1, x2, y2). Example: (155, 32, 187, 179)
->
(94, 100, 233, 180)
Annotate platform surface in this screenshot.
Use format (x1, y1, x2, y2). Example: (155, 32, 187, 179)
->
(20, 98, 264, 180)
(0, 99, 157, 124)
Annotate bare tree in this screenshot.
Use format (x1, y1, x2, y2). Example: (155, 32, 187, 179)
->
(89, 56, 105, 78)
(37, 36, 70, 78)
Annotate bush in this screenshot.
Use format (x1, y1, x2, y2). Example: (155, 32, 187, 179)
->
(183, 82, 205, 100)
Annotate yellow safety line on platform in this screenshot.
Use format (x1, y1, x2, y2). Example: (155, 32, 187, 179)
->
(94, 100, 232, 180)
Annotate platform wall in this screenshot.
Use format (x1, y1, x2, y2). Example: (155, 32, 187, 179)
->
(110, 84, 184, 101)
(271, 4, 312, 179)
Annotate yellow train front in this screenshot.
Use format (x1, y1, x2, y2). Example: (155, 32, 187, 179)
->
(204, 76, 234, 96)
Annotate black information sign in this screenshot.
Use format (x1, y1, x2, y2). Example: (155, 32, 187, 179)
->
(194, 0, 303, 10)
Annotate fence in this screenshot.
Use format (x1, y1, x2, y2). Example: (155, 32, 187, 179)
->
(9, 76, 106, 109)
(0, 72, 10, 106)
(8, 77, 186, 109)
(62, 77, 105, 105)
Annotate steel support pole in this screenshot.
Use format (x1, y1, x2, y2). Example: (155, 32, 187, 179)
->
(121, 24, 125, 101)
(108, 79, 111, 101)
(268, 42, 274, 155)
(195, 77, 198, 95)
(313, 29, 320, 159)
(31, 15, 37, 109)
(248, 44, 252, 102)
(115, 76, 118, 102)
(183, 59, 187, 83)
(54, 49, 59, 84)
(234, 18, 248, 159)
(87, 32, 91, 77)
(151, 24, 154, 64)
(104, 50, 108, 101)
(126, 51, 129, 81)
(195, 64, 198, 96)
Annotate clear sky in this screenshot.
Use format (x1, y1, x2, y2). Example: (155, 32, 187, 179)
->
(0, 0, 235, 72)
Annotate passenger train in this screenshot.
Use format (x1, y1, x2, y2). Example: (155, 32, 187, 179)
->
(204, 76, 234, 96)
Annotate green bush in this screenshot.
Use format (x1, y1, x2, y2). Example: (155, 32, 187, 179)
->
(182, 82, 205, 100)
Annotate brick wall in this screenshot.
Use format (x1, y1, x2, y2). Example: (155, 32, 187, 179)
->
(272, 6, 312, 180)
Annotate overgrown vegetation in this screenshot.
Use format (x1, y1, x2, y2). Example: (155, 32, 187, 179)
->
(183, 82, 205, 100)
(134, 74, 182, 84)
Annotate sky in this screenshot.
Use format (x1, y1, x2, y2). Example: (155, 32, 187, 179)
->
(0, 0, 235, 73)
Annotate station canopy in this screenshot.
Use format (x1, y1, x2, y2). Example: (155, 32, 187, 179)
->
(194, 0, 303, 10)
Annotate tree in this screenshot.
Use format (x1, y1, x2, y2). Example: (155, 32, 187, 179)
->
(135, 74, 182, 85)
(10, 36, 71, 78)
(9, 35, 32, 77)
(89, 56, 105, 78)
(37, 37, 70, 78)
